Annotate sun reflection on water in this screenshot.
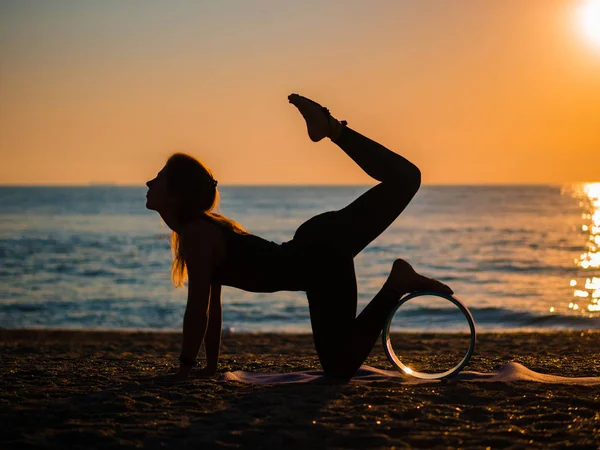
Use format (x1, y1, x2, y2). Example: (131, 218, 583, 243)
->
(578, 183, 600, 270)
(568, 182, 600, 317)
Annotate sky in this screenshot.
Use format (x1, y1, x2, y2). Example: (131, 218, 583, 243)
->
(1, 0, 599, 185)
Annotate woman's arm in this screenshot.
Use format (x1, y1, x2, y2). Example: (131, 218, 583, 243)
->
(178, 220, 218, 377)
(203, 283, 222, 373)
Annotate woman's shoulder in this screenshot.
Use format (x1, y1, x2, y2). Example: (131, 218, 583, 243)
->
(179, 215, 227, 246)
(179, 216, 227, 265)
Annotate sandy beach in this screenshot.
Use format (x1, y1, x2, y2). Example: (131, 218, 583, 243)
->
(1, 329, 599, 449)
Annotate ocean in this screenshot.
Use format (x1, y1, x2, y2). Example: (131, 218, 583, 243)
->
(1, 184, 599, 333)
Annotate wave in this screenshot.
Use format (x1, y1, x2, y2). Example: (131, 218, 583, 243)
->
(3, 301, 599, 332)
(388, 305, 600, 330)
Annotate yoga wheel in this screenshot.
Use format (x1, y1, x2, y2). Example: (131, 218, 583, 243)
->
(382, 291, 476, 380)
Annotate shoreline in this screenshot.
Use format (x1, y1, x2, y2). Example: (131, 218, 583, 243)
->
(4, 325, 600, 334)
(2, 329, 599, 448)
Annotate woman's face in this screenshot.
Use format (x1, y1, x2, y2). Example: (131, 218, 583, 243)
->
(145, 166, 178, 212)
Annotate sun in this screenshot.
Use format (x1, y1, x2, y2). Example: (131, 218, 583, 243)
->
(578, 0, 600, 47)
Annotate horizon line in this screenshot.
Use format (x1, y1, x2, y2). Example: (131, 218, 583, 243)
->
(0, 181, 599, 188)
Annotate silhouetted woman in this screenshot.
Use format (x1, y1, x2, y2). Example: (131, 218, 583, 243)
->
(146, 93, 452, 382)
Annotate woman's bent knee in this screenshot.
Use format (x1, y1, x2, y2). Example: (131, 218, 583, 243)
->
(391, 167, 421, 194)
(320, 354, 362, 379)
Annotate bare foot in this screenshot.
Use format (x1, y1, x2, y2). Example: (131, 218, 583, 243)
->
(288, 93, 346, 142)
(385, 259, 454, 296)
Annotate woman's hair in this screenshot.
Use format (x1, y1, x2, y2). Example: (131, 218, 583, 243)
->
(164, 152, 249, 287)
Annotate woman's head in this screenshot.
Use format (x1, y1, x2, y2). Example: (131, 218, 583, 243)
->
(146, 152, 248, 288)
(145, 152, 218, 221)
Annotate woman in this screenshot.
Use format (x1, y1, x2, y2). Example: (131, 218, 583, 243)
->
(145, 93, 453, 382)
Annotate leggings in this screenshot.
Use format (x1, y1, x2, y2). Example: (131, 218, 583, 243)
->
(290, 125, 422, 379)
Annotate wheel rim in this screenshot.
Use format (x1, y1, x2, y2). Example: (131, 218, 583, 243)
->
(381, 291, 476, 380)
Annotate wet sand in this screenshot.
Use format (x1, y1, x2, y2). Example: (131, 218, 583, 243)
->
(1, 329, 599, 449)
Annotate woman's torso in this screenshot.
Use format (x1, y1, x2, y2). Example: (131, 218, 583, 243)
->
(199, 216, 304, 293)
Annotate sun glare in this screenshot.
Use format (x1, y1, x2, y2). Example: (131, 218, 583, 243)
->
(578, 0, 600, 47)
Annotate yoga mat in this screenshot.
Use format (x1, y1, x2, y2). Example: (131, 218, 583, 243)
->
(220, 362, 600, 386)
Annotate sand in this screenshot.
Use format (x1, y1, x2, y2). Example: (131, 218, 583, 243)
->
(1, 329, 599, 449)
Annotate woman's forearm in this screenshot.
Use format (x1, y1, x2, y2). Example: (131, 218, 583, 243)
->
(205, 305, 222, 370)
(180, 310, 208, 370)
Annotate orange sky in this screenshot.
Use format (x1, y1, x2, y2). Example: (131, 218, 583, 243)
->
(1, 1, 599, 185)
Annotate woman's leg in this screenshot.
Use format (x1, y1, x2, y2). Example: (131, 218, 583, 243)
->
(332, 125, 422, 257)
(303, 245, 358, 378)
(291, 125, 415, 364)
(306, 248, 451, 378)
(292, 124, 421, 258)
(288, 95, 451, 377)
(288, 94, 421, 256)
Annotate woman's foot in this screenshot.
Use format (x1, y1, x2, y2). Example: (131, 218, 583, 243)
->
(385, 259, 454, 296)
(288, 93, 346, 142)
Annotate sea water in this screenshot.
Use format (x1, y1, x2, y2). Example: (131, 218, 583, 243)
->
(1, 184, 599, 333)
